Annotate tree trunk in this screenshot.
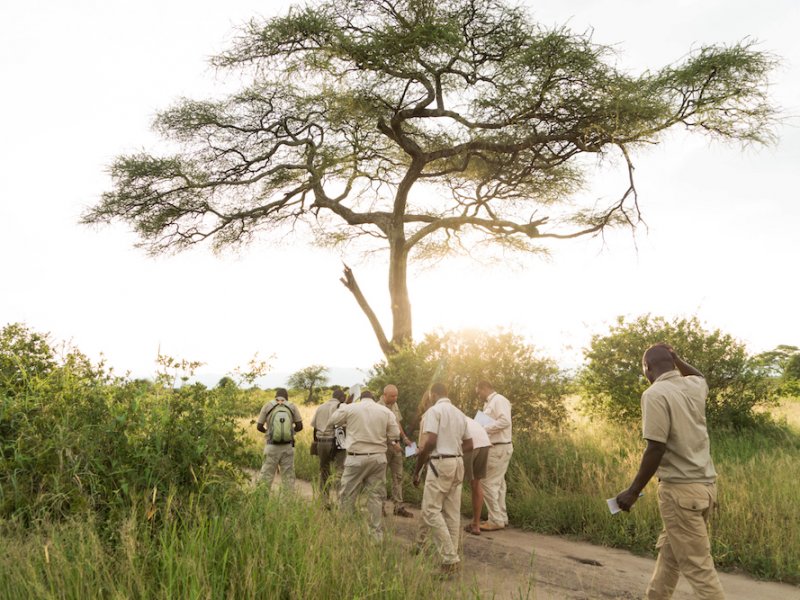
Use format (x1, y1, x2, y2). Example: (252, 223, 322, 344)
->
(388, 240, 412, 349)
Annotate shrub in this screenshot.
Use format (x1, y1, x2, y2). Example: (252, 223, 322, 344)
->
(369, 329, 567, 433)
(579, 315, 776, 426)
(0, 323, 251, 527)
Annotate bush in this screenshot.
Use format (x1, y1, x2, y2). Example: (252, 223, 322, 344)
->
(369, 329, 567, 434)
(579, 315, 776, 426)
(0, 323, 251, 528)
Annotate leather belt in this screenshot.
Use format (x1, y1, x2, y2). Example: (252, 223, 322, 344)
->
(430, 454, 461, 459)
(492, 442, 512, 445)
(347, 452, 382, 456)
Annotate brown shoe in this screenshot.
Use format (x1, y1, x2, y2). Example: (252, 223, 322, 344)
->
(479, 521, 505, 531)
(394, 507, 414, 518)
(464, 524, 481, 536)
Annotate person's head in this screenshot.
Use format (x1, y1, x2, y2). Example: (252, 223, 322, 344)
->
(476, 380, 494, 401)
(360, 390, 375, 401)
(430, 382, 448, 401)
(275, 387, 289, 403)
(642, 344, 676, 383)
(382, 384, 399, 406)
(332, 388, 345, 402)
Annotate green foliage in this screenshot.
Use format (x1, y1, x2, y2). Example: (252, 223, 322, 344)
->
(287, 364, 329, 404)
(579, 315, 776, 426)
(369, 329, 567, 433)
(0, 489, 469, 599)
(0, 323, 252, 528)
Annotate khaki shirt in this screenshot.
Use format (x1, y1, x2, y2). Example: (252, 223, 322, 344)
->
(377, 398, 403, 441)
(483, 391, 512, 444)
(421, 398, 471, 457)
(642, 370, 717, 483)
(331, 398, 400, 454)
(311, 398, 341, 438)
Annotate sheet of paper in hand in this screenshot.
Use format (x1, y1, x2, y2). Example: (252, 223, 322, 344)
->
(606, 497, 622, 515)
(404, 442, 418, 458)
(475, 410, 496, 428)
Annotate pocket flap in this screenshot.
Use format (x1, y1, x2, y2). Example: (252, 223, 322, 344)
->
(677, 496, 710, 511)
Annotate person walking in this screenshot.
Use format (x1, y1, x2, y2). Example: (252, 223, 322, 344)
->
(616, 344, 725, 600)
(378, 384, 414, 518)
(476, 380, 512, 531)
(311, 388, 346, 502)
(256, 388, 303, 492)
(462, 416, 492, 536)
(412, 382, 473, 576)
(331, 390, 400, 540)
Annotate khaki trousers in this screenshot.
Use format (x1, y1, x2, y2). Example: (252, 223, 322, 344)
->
(481, 443, 513, 526)
(317, 440, 345, 497)
(418, 457, 464, 565)
(646, 481, 725, 600)
(385, 446, 405, 511)
(259, 443, 295, 491)
(339, 454, 388, 540)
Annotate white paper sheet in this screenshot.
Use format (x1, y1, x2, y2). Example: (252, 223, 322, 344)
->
(474, 410, 496, 428)
(606, 497, 622, 515)
(404, 442, 418, 458)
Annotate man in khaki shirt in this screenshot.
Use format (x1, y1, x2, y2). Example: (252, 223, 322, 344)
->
(413, 382, 473, 575)
(616, 344, 724, 600)
(331, 389, 400, 540)
(311, 388, 346, 502)
(378, 384, 414, 518)
(256, 388, 304, 492)
(476, 380, 513, 531)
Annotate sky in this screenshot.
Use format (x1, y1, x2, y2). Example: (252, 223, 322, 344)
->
(1, 0, 799, 385)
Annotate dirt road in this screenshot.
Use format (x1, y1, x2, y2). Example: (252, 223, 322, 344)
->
(276, 476, 798, 599)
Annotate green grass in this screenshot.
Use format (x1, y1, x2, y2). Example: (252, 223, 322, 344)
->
(504, 417, 800, 583)
(0, 488, 476, 600)
(232, 398, 800, 586)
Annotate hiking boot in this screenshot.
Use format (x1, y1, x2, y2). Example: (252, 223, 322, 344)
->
(479, 521, 505, 531)
(394, 507, 414, 518)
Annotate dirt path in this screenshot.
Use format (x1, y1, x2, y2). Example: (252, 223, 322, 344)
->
(267, 476, 799, 599)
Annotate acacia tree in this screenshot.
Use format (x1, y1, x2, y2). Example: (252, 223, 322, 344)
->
(287, 364, 329, 404)
(83, 0, 776, 356)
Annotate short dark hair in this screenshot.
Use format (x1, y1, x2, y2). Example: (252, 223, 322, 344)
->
(476, 380, 494, 391)
(360, 390, 374, 400)
(430, 382, 448, 397)
(275, 387, 289, 400)
(332, 388, 345, 401)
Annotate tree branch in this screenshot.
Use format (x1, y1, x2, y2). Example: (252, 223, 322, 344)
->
(339, 264, 393, 356)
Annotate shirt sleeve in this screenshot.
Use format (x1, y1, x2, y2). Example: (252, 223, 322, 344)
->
(330, 404, 348, 427)
(310, 408, 318, 429)
(485, 395, 511, 434)
(387, 409, 401, 439)
(256, 402, 273, 426)
(289, 403, 303, 424)
(461, 415, 472, 441)
(422, 408, 441, 435)
(642, 391, 670, 443)
(685, 375, 709, 400)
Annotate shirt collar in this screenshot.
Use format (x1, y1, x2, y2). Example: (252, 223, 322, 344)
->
(654, 370, 681, 383)
(435, 397, 452, 406)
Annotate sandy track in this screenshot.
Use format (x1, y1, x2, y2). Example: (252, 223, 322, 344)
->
(267, 475, 799, 599)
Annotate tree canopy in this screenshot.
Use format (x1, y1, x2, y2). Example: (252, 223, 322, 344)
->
(287, 364, 329, 403)
(83, 0, 777, 355)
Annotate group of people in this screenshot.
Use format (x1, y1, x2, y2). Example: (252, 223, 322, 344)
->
(255, 379, 514, 575)
(256, 344, 726, 598)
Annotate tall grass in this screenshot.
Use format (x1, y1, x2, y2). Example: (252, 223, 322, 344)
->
(504, 418, 800, 583)
(241, 398, 800, 584)
(0, 488, 473, 600)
